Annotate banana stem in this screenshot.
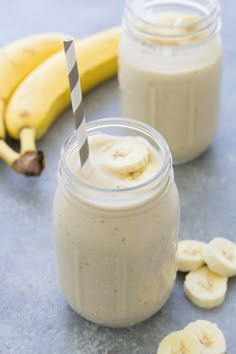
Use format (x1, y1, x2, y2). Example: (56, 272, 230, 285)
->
(0, 138, 44, 176)
(10, 126, 45, 176)
(0, 99, 6, 139)
(0, 128, 45, 176)
(0, 99, 22, 172)
(0, 102, 44, 176)
(0, 139, 19, 166)
(20, 126, 36, 154)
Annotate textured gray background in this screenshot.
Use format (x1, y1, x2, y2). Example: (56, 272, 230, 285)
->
(0, 0, 236, 353)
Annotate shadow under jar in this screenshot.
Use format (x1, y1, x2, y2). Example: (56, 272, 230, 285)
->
(119, 0, 222, 164)
(53, 118, 180, 328)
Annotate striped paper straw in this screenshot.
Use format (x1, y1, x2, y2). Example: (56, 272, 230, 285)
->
(63, 38, 90, 174)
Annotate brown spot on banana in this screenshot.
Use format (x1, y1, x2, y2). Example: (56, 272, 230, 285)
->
(19, 110, 30, 118)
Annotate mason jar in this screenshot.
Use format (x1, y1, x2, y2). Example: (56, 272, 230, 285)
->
(119, 0, 222, 163)
(53, 118, 180, 327)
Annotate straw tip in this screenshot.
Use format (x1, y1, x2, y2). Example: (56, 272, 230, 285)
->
(63, 37, 75, 51)
(63, 36, 73, 41)
(63, 36, 75, 46)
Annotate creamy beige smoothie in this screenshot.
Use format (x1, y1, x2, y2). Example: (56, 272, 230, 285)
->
(53, 119, 180, 327)
(119, 10, 222, 163)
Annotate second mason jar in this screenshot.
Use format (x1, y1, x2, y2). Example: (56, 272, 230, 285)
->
(53, 118, 180, 327)
(119, 0, 222, 163)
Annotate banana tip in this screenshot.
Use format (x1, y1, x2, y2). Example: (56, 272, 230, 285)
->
(12, 151, 45, 176)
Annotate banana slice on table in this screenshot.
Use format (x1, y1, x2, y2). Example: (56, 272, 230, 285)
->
(204, 237, 236, 277)
(101, 138, 149, 175)
(185, 320, 226, 354)
(157, 330, 201, 354)
(177, 240, 207, 272)
(184, 266, 227, 309)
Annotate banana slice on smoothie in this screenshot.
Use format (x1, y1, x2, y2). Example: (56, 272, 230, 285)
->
(184, 266, 227, 309)
(157, 330, 201, 354)
(204, 237, 236, 277)
(153, 12, 182, 45)
(141, 11, 206, 46)
(174, 14, 206, 44)
(157, 12, 182, 26)
(174, 14, 202, 30)
(101, 137, 149, 174)
(185, 320, 226, 354)
(177, 240, 207, 272)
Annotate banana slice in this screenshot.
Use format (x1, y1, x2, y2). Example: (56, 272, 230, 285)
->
(174, 14, 206, 44)
(148, 12, 205, 46)
(157, 330, 201, 354)
(204, 237, 236, 277)
(156, 12, 182, 26)
(185, 320, 226, 354)
(101, 137, 149, 175)
(184, 266, 227, 309)
(174, 14, 202, 30)
(177, 240, 207, 272)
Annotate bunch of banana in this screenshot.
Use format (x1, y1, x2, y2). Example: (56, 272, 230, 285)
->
(0, 33, 65, 175)
(157, 320, 226, 353)
(2, 27, 121, 176)
(176, 237, 236, 309)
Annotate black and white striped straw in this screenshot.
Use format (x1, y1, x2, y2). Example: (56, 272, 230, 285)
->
(63, 38, 90, 173)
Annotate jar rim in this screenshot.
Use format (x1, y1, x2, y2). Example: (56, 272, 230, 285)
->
(60, 117, 172, 197)
(123, 0, 221, 48)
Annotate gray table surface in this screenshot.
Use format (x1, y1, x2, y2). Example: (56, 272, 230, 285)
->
(1, 1, 236, 353)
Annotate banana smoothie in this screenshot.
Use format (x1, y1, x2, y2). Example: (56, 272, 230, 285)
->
(53, 118, 180, 327)
(70, 134, 162, 189)
(119, 0, 222, 163)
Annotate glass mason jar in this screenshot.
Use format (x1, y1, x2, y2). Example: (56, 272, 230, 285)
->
(53, 118, 180, 328)
(119, 0, 222, 163)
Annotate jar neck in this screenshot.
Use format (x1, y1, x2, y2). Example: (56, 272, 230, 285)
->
(123, 0, 221, 48)
(58, 118, 173, 210)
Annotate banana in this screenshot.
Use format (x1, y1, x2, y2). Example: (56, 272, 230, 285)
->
(204, 237, 236, 277)
(174, 14, 203, 30)
(157, 320, 227, 354)
(156, 12, 182, 25)
(157, 12, 184, 25)
(101, 137, 149, 174)
(185, 320, 226, 354)
(177, 240, 207, 272)
(174, 14, 206, 44)
(0, 101, 20, 172)
(0, 33, 65, 107)
(157, 330, 201, 354)
(150, 13, 205, 46)
(184, 266, 227, 309)
(150, 12, 182, 46)
(0, 32, 65, 175)
(5, 27, 121, 176)
(0, 100, 5, 138)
